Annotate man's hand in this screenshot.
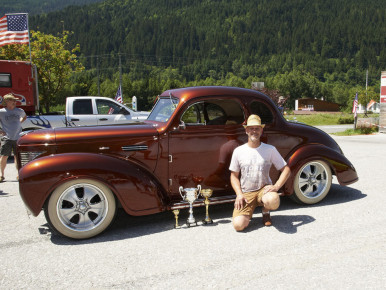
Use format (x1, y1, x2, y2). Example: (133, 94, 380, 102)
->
(234, 194, 248, 210)
(263, 184, 279, 194)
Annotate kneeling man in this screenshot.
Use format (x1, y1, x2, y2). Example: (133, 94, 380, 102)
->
(229, 115, 291, 231)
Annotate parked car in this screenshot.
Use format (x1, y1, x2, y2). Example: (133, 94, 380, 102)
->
(17, 86, 358, 239)
(22, 96, 149, 131)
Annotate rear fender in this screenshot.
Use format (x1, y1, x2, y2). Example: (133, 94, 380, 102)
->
(19, 153, 168, 216)
(284, 144, 358, 194)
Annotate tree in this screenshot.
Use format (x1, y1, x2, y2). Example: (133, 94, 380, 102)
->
(0, 30, 84, 113)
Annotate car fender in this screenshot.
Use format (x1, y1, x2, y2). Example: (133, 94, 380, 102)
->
(283, 144, 358, 194)
(18, 153, 168, 217)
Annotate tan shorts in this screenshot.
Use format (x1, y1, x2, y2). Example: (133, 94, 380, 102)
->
(233, 188, 265, 218)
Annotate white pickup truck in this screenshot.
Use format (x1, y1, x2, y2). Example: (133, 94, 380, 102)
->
(22, 96, 149, 131)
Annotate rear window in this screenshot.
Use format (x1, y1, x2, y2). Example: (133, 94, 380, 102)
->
(73, 99, 93, 115)
(0, 73, 11, 87)
(250, 101, 274, 124)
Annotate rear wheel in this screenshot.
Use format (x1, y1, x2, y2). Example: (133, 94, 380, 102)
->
(45, 179, 116, 239)
(291, 160, 332, 204)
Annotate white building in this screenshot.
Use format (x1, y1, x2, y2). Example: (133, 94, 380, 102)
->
(357, 100, 380, 114)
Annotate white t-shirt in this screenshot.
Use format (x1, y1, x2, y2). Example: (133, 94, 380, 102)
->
(229, 142, 287, 193)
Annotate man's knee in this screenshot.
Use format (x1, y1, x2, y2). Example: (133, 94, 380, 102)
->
(262, 192, 280, 210)
(233, 215, 250, 231)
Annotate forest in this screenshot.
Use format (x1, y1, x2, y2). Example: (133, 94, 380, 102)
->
(8, 0, 386, 111)
(0, 0, 104, 16)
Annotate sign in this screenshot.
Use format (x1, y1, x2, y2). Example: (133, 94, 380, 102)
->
(381, 71, 386, 103)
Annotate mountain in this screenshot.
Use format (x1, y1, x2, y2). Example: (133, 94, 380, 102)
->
(0, 0, 104, 16)
(29, 0, 386, 83)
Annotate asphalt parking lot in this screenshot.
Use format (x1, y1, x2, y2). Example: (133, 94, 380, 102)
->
(0, 133, 385, 289)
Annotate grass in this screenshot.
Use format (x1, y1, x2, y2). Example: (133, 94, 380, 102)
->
(285, 113, 378, 126)
(332, 127, 379, 136)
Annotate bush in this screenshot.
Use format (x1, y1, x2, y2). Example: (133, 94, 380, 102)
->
(338, 116, 354, 124)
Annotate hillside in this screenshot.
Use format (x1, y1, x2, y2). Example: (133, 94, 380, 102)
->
(30, 0, 386, 82)
(5, 0, 384, 110)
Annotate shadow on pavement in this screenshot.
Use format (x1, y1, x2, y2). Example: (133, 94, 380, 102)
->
(47, 183, 365, 245)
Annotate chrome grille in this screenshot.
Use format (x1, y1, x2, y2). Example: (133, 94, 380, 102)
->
(20, 152, 44, 167)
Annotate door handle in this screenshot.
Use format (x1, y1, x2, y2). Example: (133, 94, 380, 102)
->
(70, 118, 79, 121)
(99, 118, 108, 121)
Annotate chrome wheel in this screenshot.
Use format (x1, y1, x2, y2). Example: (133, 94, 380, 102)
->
(45, 179, 116, 239)
(292, 160, 332, 204)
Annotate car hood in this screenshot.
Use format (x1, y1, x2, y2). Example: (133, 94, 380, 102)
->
(18, 122, 159, 147)
(53, 122, 158, 144)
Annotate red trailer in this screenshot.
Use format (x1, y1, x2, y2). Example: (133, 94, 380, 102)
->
(0, 60, 39, 115)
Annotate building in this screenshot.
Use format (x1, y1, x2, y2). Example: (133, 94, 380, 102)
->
(295, 98, 340, 112)
(357, 100, 380, 114)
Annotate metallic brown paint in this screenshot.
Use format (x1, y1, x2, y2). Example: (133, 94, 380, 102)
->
(17, 86, 358, 221)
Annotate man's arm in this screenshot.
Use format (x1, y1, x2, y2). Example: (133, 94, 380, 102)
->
(230, 171, 248, 210)
(20, 112, 27, 123)
(263, 165, 291, 194)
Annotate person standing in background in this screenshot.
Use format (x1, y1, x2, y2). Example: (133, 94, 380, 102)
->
(0, 93, 26, 182)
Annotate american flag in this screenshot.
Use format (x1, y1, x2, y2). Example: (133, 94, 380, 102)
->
(115, 85, 123, 104)
(0, 13, 29, 47)
(108, 85, 123, 114)
(352, 92, 358, 118)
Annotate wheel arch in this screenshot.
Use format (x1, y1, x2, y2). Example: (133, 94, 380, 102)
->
(283, 144, 358, 195)
(19, 153, 169, 217)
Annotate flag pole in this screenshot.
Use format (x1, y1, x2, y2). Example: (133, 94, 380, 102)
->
(25, 13, 32, 64)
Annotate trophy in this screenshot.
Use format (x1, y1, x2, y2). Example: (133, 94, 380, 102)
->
(179, 185, 201, 227)
(201, 188, 213, 224)
(172, 209, 181, 229)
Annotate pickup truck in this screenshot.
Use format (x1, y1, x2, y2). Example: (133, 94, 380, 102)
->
(17, 86, 358, 239)
(22, 96, 149, 130)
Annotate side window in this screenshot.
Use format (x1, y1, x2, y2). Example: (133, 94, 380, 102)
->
(181, 103, 205, 125)
(73, 99, 93, 115)
(250, 101, 274, 124)
(96, 99, 126, 115)
(0, 73, 11, 87)
(206, 103, 227, 125)
(181, 99, 245, 126)
(206, 99, 244, 125)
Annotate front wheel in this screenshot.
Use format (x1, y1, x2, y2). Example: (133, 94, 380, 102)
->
(45, 179, 116, 239)
(291, 160, 332, 205)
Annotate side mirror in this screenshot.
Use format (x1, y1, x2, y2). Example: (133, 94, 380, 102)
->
(179, 121, 186, 130)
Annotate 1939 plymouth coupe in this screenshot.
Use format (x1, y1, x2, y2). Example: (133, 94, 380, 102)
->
(17, 86, 358, 239)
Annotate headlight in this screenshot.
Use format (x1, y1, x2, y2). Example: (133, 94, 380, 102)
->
(19, 152, 44, 167)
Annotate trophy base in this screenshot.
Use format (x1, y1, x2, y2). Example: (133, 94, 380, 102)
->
(202, 218, 213, 225)
(186, 220, 198, 227)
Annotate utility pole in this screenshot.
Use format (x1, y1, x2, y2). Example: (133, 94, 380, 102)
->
(97, 56, 100, 96)
(119, 53, 123, 99)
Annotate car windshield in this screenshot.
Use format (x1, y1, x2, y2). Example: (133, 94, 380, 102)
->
(147, 97, 179, 122)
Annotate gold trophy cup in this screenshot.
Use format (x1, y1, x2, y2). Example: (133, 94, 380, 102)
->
(201, 188, 213, 224)
(172, 209, 181, 229)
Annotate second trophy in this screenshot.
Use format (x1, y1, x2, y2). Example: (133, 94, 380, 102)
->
(179, 185, 201, 227)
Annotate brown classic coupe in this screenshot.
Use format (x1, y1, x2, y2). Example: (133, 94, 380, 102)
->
(17, 86, 358, 239)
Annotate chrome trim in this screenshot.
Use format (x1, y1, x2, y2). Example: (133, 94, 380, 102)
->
(121, 145, 148, 151)
(170, 195, 236, 210)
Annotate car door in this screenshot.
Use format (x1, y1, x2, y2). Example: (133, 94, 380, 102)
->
(95, 98, 132, 125)
(67, 98, 98, 127)
(168, 97, 246, 202)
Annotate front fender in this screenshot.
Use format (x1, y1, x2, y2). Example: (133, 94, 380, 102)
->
(19, 153, 168, 216)
(284, 144, 358, 194)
